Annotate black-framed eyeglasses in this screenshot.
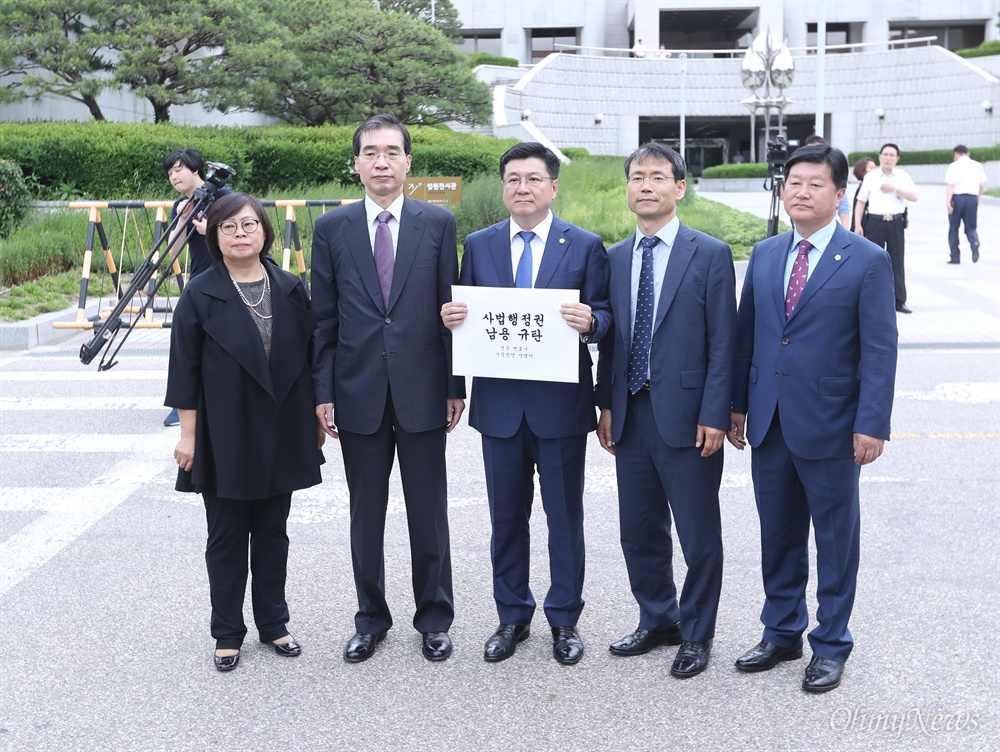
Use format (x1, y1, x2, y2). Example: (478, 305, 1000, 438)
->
(219, 219, 261, 235)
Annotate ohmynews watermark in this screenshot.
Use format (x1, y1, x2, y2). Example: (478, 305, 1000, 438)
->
(831, 706, 979, 738)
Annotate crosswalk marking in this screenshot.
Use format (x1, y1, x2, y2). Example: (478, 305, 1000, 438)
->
(0, 459, 165, 596)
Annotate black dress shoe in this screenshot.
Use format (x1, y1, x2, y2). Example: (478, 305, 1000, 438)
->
(484, 623, 530, 662)
(214, 650, 240, 672)
(670, 640, 711, 678)
(421, 631, 452, 661)
(947, 259, 961, 264)
(803, 655, 845, 693)
(344, 631, 387, 663)
(735, 639, 804, 672)
(896, 303, 912, 314)
(972, 243, 980, 263)
(260, 636, 301, 657)
(552, 626, 584, 665)
(609, 624, 682, 656)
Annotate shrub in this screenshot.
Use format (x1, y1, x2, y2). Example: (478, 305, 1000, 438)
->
(701, 163, 770, 179)
(467, 52, 520, 68)
(453, 173, 509, 247)
(848, 144, 1000, 165)
(0, 122, 517, 199)
(0, 159, 33, 238)
(562, 147, 591, 160)
(956, 40, 1000, 58)
(0, 211, 85, 285)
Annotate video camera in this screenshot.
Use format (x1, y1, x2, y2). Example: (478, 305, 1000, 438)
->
(765, 136, 799, 179)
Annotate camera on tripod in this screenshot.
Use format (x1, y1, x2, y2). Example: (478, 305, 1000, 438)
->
(766, 136, 799, 180)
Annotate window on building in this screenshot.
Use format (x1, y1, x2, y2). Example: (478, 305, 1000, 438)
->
(460, 30, 502, 56)
(529, 27, 578, 62)
(805, 22, 861, 52)
(889, 22, 985, 52)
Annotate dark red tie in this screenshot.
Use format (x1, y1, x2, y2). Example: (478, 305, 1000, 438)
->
(785, 240, 811, 319)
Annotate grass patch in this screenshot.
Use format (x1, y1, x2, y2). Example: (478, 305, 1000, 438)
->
(985, 188, 1000, 198)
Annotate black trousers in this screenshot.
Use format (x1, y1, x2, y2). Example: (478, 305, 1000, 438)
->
(203, 492, 292, 650)
(865, 216, 906, 305)
(339, 392, 454, 635)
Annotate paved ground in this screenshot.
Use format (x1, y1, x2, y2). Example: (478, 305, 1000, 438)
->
(0, 185, 997, 751)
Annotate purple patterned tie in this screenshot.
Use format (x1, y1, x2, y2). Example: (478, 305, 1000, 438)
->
(785, 240, 811, 319)
(374, 210, 394, 309)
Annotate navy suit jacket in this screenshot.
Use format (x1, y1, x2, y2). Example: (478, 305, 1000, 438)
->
(460, 215, 611, 439)
(595, 223, 737, 447)
(732, 223, 897, 459)
(311, 197, 465, 434)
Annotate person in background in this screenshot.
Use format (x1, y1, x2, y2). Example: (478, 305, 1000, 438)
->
(849, 157, 876, 233)
(853, 143, 918, 314)
(166, 192, 323, 672)
(632, 39, 648, 58)
(945, 145, 988, 264)
(161, 148, 232, 426)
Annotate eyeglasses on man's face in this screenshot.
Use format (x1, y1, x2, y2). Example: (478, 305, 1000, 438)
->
(219, 219, 261, 235)
(359, 150, 406, 161)
(503, 174, 555, 189)
(628, 174, 678, 185)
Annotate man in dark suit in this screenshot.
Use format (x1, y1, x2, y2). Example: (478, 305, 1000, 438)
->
(312, 114, 466, 663)
(728, 143, 897, 693)
(595, 143, 736, 679)
(440, 142, 610, 665)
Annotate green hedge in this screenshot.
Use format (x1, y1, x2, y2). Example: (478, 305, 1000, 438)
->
(848, 144, 1000, 165)
(956, 40, 1000, 58)
(467, 52, 520, 68)
(0, 159, 33, 238)
(0, 122, 517, 200)
(700, 163, 770, 179)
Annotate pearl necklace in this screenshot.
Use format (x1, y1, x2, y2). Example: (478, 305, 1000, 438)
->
(231, 263, 272, 320)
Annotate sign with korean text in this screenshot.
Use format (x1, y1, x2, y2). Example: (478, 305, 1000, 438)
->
(451, 285, 579, 383)
(406, 177, 462, 205)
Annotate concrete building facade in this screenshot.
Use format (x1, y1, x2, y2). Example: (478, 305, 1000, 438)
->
(455, 0, 1000, 167)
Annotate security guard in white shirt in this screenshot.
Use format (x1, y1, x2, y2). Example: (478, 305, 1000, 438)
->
(945, 145, 988, 264)
(854, 143, 919, 313)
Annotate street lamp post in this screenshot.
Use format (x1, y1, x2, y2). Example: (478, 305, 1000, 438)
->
(740, 29, 794, 161)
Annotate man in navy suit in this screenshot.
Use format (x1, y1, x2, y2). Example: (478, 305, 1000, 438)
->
(728, 143, 897, 692)
(441, 142, 610, 665)
(312, 114, 466, 664)
(595, 143, 737, 679)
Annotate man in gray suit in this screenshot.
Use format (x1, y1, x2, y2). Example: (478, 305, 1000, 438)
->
(312, 114, 466, 663)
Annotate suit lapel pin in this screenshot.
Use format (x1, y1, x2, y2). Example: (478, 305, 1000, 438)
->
(834, 254, 842, 261)
(559, 237, 566, 244)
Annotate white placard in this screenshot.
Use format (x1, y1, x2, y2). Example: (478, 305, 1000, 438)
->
(451, 285, 580, 383)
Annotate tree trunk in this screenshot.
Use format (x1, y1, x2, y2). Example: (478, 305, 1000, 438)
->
(151, 99, 171, 123)
(81, 95, 106, 121)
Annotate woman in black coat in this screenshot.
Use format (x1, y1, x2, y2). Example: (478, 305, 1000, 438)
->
(166, 192, 323, 671)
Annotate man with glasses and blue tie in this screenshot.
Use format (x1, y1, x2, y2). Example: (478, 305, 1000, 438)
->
(312, 113, 466, 665)
(441, 142, 610, 665)
(594, 142, 737, 680)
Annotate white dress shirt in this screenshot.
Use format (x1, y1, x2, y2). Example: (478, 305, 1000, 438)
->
(945, 156, 988, 196)
(364, 193, 405, 257)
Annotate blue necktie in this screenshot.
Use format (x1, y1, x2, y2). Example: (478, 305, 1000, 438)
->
(514, 231, 535, 288)
(627, 236, 658, 394)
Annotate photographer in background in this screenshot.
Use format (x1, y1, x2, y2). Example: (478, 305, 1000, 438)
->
(162, 148, 233, 426)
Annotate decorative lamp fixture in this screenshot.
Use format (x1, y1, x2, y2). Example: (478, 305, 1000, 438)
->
(594, 113, 604, 125)
(521, 108, 531, 121)
(875, 108, 885, 122)
(984, 100, 993, 116)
